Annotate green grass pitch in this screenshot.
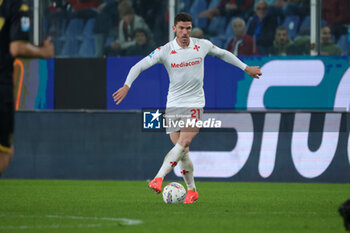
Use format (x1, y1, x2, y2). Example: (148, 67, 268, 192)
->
(0, 179, 349, 233)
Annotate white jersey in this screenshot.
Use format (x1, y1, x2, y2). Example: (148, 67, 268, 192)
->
(124, 38, 247, 108)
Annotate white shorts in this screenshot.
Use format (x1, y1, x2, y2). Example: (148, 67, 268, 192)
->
(164, 107, 203, 134)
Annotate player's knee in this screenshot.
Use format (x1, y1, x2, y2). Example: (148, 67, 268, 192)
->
(178, 138, 192, 147)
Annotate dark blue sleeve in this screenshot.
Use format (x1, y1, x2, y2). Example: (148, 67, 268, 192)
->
(9, 0, 30, 43)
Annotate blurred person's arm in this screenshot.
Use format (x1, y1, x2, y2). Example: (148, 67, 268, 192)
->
(199, 8, 220, 19)
(10, 37, 54, 58)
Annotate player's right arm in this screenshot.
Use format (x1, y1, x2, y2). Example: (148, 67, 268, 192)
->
(113, 47, 163, 105)
(207, 40, 262, 79)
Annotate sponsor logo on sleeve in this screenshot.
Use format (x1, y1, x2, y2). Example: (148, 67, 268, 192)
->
(148, 51, 155, 58)
(21, 16, 30, 32)
(148, 47, 162, 58)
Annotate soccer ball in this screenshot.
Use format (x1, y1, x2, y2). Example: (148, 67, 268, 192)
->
(162, 182, 186, 204)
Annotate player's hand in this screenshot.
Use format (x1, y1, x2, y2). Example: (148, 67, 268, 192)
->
(110, 41, 121, 49)
(112, 85, 130, 105)
(244, 66, 262, 79)
(40, 37, 54, 58)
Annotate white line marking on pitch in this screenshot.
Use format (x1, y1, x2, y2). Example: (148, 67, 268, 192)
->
(45, 215, 143, 225)
(0, 214, 143, 230)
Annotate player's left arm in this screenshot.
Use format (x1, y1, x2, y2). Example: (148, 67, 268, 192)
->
(207, 41, 262, 79)
(9, 1, 54, 58)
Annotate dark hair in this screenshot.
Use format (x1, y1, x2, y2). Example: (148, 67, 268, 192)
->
(276, 26, 287, 32)
(174, 12, 192, 25)
(133, 28, 148, 39)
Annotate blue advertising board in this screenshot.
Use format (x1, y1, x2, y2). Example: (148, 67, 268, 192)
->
(106, 56, 350, 111)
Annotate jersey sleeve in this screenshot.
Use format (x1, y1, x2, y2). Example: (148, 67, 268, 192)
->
(9, 0, 30, 43)
(206, 40, 247, 71)
(124, 47, 164, 88)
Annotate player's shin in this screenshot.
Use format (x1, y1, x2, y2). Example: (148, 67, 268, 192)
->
(155, 143, 185, 179)
(179, 152, 196, 192)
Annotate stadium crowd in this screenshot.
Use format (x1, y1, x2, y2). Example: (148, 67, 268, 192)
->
(44, 0, 350, 57)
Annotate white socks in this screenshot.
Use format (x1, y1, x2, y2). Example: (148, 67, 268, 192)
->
(155, 143, 197, 192)
(155, 143, 185, 178)
(179, 152, 196, 192)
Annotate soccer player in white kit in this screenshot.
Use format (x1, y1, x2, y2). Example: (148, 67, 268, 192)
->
(113, 13, 262, 203)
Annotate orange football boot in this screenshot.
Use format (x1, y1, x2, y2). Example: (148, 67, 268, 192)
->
(148, 177, 163, 194)
(184, 190, 198, 203)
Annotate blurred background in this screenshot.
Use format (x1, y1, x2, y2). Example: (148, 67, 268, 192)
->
(5, 0, 350, 182)
(32, 0, 349, 57)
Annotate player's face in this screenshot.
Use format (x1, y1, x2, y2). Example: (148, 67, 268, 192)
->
(173, 21, 192, 45)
